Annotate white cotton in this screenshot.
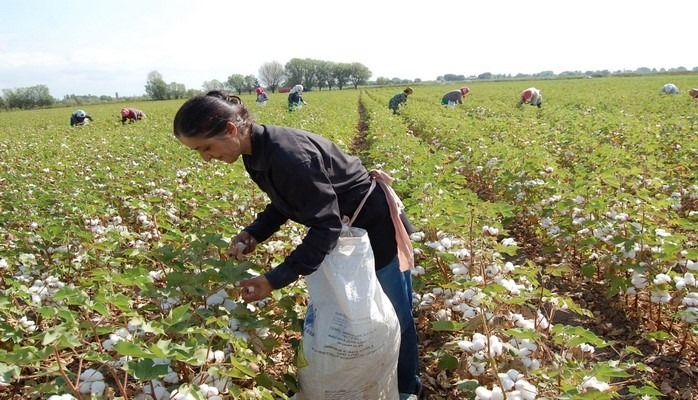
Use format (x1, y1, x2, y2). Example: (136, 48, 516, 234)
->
(409, 232, 425, 241)
(482, 226, 499, 236)
(515, 380, 538, 400)
(458, 340, 473, 352)
(79, 382, 93, 394)
(681, 307, 698, 323)
(506, 369, 522, 382)
(468, 362, 486, 376)
(488, 336, 503, 357)
(655, 228, 671, 237)
(500, 238, 517, 246)
(650, 290, 671, 303)
(687, 260, 698, 271)
(581, 376, 611, 392)
(580, 343, 595, 354)
(89, 380, 106, 395)
(682, 292, 698, 306)
(498, 375, 515, 391)
(436, 309, 451, 321)
(456, 248, 471, 259)
(471, 334, 487, 351)
(79, 369, 104, 382)
(440, 237, 452, 249)
(475, 386, 493, 400)
(653, 274, 671, 285)
(458, 304, 477, 317)
(631, 272, 647, 289)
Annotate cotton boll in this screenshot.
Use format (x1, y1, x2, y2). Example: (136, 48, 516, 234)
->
(162, 369, 179, 384)
(580, 343, 595, 354)
(440, 237, 452, 249)
(456, 248, 471, 259)
(458, 303, 476, 318)
(650, 290, 671, 303)
(475, 386, 493, 400)
(506, 369, 522, 382)
(412, 265, 425, 275)
(498, 374, 515, 390)
(681, 307, 698, 323)
(581, 376, 610, 392)
(468, 361, 486, 376)
(515, 380, 538, 400)
(653, 273, 671, 285)
(79, 382, 93, 394)
(682, 292, 698, 306)
(488, 335, 503, 357)
(79, 369, 104, 382)
(409, 232, 425, 241)
(89, 380, 106, 395)
(458, 340, 474, 352)
(631, 272, 647, 289)
(436, 308, 451, 321)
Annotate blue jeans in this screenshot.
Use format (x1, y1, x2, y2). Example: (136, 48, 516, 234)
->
(375, 256, 421, 395)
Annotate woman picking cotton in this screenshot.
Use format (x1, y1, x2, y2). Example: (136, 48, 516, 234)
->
(172, 91, 423, 400)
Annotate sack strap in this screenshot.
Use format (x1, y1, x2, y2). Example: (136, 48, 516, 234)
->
(347, 179, 376, 227)
(369, 170, 415, 272)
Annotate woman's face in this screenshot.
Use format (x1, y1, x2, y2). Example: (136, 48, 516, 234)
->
(178, 122, 243, 164)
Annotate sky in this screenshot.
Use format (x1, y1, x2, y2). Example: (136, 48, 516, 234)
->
(1, 0, 695, 99)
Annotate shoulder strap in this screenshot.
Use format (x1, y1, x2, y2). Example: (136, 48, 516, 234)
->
(347, 179, 376, 227)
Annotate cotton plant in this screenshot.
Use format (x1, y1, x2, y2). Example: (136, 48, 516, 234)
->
(579, 376, 611, 393)
(47, 395, 78, 400)
(508, 338, 541, 370)
(77, 368, 106, 396)
(133, 379, 169, 400)
(473, 369, 538, 400)
(102, 325, 140, 351)
(27, 275, 66, 306)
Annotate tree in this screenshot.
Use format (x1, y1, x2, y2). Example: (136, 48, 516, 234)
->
(169, 82, 187, 99)
(242, 75, 258, 94)
(145, 71, 168, 100)
(202, 80, 224, 92)
(348, 62, 371, 89)
(444, 74, 466, 82)
(2, 85, 55, 109)
(332, 63, 353, 90)
(258, 61, 285, 92)
(225, 75, 245, 94)
(284, 58, 306, 88)
(313, 61, 334, 91)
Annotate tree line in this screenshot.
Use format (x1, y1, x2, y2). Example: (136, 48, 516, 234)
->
(2, 62, 697, 109)
(145, 58, 372, 100)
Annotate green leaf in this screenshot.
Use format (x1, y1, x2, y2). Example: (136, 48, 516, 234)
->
(431, 320, 466, 331)
(437, 354, 459, 371)
(123, 358, 170, 380)
(113, 341, 154, 358)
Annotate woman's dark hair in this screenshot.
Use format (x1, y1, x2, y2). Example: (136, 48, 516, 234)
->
(173, 90, 254, 139)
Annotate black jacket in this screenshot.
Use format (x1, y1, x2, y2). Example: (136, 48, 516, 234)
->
(243, 124, 397, 289)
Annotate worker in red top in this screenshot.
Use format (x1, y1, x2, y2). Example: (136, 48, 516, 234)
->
(517, 87, 542, 108)
(121, 108, 147, 124)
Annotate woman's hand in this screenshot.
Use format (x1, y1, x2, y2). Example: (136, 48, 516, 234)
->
(227, 231, 258, 260)
(236, 275, 273, 302)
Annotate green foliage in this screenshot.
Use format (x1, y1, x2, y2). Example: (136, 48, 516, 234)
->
(2, 75, 697, 398)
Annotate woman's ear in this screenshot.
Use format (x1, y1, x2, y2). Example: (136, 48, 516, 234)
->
(226, 121, 238, 137)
